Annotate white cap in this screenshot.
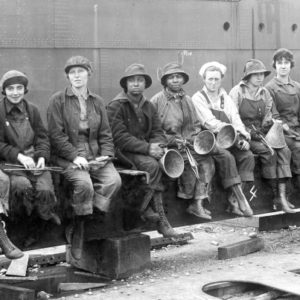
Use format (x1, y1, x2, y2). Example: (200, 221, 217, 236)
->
(199, 61, 227, 78)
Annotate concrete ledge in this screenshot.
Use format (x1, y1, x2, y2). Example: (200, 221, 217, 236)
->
(218, 237, 264, 260)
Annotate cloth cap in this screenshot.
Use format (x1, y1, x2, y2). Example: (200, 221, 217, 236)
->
(199, 61, 227, 78)
(64, 56, 93, 74)
(1, 70, 29, 95)
(120, 63, 152, 89)
(242, 59, 271, 81)
(160, 62, 189, 86)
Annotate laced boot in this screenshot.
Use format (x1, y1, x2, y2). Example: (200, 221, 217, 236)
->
(278, 182, 296, 213)
(152, 192, 178, 238)
(231, 183, 253, 217)
(227, 191, 244, 216)
(0, 220, 23, 259)
(186, 199, 211, 220)
(268, 179, 280, 211)
(71, 216, 85, 260)
(140, 189, 159, 223)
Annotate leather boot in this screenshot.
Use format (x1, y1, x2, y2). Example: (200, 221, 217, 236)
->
(231, 184, 253, 217)
(140, 189, 159, 223)
(0, 220, 23, 259)
(268, 179, 280, 211)
(278, 182, 296, 213)
(227, 191, 244, 216)
(186, 199, 211, 220)
(152, 192, 178, 238)
(71, 216, 85, 260)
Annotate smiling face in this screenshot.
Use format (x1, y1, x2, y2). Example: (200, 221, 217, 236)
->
(68, 66, 89, 89)
(165, 73, 184, 92)
(126, 75, 146, 96)
(275, 57, 291, 78)
(5, 84, 25, 104)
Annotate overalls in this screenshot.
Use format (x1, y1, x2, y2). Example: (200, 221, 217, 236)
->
(201, 90, 254, 188)
(5, 105, 57, 221)
(238, 90, 291, 179)
(274, 87, 300, 174)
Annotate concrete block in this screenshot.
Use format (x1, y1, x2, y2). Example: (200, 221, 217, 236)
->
(67, 233, 151, 279)
(218, 237, 264, 260)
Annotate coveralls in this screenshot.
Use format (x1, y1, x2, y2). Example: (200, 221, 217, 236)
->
(230, 82, 292, 180)
(192, 87, 255, 189)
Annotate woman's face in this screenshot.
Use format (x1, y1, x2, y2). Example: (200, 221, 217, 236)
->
(166, 73, 184, 92)
(275, 57, 291, 77)
(204, 70, 222, 93)
(5, 84, 25, 104)
(248, 72, 265, 87)
(126, 75, 146, 96)
(68, 67, 89, 88)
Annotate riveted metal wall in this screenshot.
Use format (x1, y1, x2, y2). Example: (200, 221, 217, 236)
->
(0, 0, 299, 122)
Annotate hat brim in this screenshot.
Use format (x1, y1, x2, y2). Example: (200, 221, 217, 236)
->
(120, 74, 152, 89)
(65, 64, 91, 74)
(161, 72, 189, 86)
(242, 70, 271, 81)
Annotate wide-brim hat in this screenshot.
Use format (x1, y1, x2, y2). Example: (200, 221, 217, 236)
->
(64, 56, 93, 74)
(242, 59, 271, 81)
(0, 70, 29, 95)
(160, 62, 189, 86)
(120, 63, 152, 89)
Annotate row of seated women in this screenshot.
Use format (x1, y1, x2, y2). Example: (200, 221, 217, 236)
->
(0, 48, 299, 262)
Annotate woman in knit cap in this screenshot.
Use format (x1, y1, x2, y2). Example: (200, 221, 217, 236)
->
(265, 48, 300, 192)
(47, 56, 122, 260)
(150, 62, 215, 220)
(0, 70, 61, 258)
(230, 59, 294, 213)
(192, 62, 255, 217)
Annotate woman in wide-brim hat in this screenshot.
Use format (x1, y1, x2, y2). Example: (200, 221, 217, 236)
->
(47, 55, 122, 260)
(265, 48, 300, 191)
(0, 70, 62, 258)
(230, 58, 295, 213)
(151, 61, 215, 220)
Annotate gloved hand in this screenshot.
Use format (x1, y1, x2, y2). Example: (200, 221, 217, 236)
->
(250, 129, 263, 141)
(236, 139, 250, 151)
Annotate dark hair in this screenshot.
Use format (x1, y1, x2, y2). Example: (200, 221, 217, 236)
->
(272, 48, 295, 69)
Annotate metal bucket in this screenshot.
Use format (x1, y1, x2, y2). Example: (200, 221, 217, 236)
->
(216, 124, 238, 149)
(159, 149, 184, 178)
(193, 130, 216, 155)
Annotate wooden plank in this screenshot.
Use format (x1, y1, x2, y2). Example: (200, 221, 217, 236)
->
(0, 283, 35, 300)
(218, 237, 264, 260)
(6, 254, 29, 277)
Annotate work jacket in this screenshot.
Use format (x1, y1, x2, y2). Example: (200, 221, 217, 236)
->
(0, 98, 50, 163)
(107, 91, 166, 168)
(47, 87, 114, 165)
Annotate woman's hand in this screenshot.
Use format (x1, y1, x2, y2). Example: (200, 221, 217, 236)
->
(73, 156, 89, 170)
(36, 157, 45, 169)
(237, 139, 250, 151)
(149, 143, 164, 160)
(17, 153, 36, 169)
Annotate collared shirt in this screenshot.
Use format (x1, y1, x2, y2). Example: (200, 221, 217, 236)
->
(191, 86, 248, 136)
(5, 99, 26, 118)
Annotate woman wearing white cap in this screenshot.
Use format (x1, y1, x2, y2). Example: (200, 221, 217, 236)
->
(150, 62, 215, 220)
(192, 62, 254, 217)
(230, 59, 294, 213)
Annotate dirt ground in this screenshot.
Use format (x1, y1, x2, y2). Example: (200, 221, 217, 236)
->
(57, 217, 300, 300)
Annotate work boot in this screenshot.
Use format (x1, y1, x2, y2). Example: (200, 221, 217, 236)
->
(268, 179, 280, 211)
(0, 220, 23, 259)
(152, 192, 178, 238)
(141, 206, 160, 223)
(71, 216, 85, 260)
(227, 191, 244, 216)
(278, 182, 296, 213)
(49, 212, 61, 226)
(186, 199, 211, 220)
(231, 184, 253, 217)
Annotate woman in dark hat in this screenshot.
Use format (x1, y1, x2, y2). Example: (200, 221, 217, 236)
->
(265, 48, 300, 191)
(47, 56, 122, 259)
(150, 62, 215, 220)
(0, 70, 61, 258)
(107, 63, 178, 238)
(230, 59, 294, 213)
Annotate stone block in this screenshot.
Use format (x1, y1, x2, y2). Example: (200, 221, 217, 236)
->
(218, 237, 264, 260)
(67, 233, 151, 279)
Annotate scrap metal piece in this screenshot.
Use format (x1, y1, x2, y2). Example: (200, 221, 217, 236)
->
(6, 254, 29, 277)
